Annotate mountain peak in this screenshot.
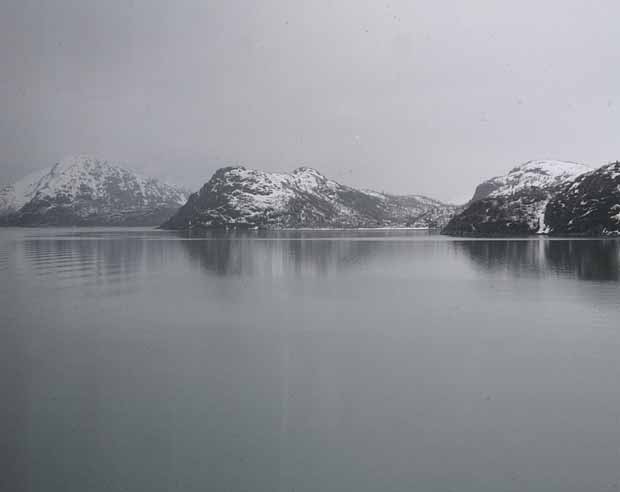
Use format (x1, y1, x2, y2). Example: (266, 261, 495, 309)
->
(470, 159, 590, 203)
(292, 166, 322, 175)
(444, 159, 591, 236)
(215, 165, 246, 173)
(509, 159, 590, 177)
(0, 157, 188, 226)
(52, 155, 107, 173)
(162, 166, 456, 230)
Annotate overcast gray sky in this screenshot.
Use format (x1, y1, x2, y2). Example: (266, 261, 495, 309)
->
(1, 0, 619, 202)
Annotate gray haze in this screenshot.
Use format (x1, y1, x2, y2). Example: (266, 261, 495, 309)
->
(2, 0, 620, 203)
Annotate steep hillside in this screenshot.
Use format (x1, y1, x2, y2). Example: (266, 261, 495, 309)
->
(162, 166, 456, 230)
(442, 160, 590, 235)
(545, 161, 620, 236)
(0, 156, 188, 226)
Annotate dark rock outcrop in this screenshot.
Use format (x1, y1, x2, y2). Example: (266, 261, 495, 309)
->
(442, 160, 590, 236)
(545, 161, 620, 236)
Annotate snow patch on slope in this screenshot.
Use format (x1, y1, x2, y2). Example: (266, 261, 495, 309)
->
(486, 160, 591, 198)
(0, 168, 50, 214)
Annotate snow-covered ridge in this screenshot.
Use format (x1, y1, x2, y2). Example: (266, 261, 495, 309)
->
(203, 165, 447, 216)
(0, 156, 189, 226)
(472, 160, 591, 202)
(162, 165, 457, 229)
(443, 159, 592, 236)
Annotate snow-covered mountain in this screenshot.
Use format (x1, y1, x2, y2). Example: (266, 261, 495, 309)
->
(469, 160, 591, 202)
(545, 161, 620, 236)
(0, 156, 189, 226)
(442, 160, 591, 235)
(162, 166, 457, 230)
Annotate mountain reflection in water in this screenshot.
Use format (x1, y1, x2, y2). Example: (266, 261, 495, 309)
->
(2, 229, 620, 492)
(454, 238, 620, 282)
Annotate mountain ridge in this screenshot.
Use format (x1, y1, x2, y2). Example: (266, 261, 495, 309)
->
(442, 160, 591, 236)
(0, 156, 189, 226)
(161, 166, 458, 230)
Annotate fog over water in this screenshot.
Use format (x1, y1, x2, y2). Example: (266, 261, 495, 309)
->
(3, 1, 620, 201)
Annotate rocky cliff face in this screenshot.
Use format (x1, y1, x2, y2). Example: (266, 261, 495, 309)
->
(161, 166, 457, 230)
(442, 160, 591, 236)
(0, 156, 188, 226)
(545, 161, 620, 236)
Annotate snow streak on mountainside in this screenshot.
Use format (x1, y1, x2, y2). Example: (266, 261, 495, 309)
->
(442, 160, 591, 236)
(0, 156, 189, 226)
(545, 161, 620, 236)
(162, 166, 457, 230)
(0, 168, 53, 214)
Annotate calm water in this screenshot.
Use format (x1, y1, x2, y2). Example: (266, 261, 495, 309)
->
(2, 228, 620, 492)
